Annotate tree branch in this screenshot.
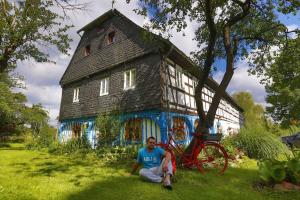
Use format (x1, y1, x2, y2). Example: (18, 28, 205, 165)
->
(227, 0, 251, 27)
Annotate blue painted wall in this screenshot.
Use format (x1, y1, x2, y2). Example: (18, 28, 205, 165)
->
(58, 110, 204, 147)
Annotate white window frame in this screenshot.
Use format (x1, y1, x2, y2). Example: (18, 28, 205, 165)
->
(124, 69, 136, 90)
(176, 68, 183, 89)
(73, 88, 79, 103)
(100, 77, 109, 96)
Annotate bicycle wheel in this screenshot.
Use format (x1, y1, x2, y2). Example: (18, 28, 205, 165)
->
(196, 142, 228, 175)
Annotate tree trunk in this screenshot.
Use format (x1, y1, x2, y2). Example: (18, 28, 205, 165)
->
(206, 26, 235, 125)
(182, 1, 250, 159)
(183, 0, 216, 154)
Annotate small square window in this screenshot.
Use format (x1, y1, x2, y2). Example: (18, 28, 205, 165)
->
(100, 78, 109, 96)
(108, 31, 115, 44)
(73, 88, 79, 102)
(124, 69, 136, 90)
(85, 45, 91, 56)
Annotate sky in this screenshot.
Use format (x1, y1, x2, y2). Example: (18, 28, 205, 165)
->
(15, 0, 300, 126)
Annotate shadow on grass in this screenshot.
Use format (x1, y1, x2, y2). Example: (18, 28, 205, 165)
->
(0, 143, 25, 150)
(64, 166, 300, 200)
(0, 143, 11, 148)
(63, 168, 244, 200)
(29, 161, 70, 177)
(9, 153, 96, 178)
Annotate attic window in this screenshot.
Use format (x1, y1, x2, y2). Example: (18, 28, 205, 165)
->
(107, 31, 115, 44)
(96, 27, 103, 34)
(85, 45, 91, 56)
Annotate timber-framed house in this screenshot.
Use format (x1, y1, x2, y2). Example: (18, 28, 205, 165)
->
(58, 9, 244, 147)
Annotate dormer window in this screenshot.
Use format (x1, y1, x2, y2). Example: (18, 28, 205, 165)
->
(96, 27, 103, 34)
(84, 45, 91, 56)
(107, 31, 115, 44)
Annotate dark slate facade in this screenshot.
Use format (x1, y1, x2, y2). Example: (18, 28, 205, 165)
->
(58, 9, 244, 147)
(59, 10, 162, 120)
(60, 53, 162, 120)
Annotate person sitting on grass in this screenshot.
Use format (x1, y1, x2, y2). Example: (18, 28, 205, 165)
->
(131, 136, 173, 190)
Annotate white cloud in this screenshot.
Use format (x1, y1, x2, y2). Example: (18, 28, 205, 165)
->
(214, 61, 266, 106)
(16, 60, 65, 86)
(286, 24, 299, 39)
(15, 0, 199, 127)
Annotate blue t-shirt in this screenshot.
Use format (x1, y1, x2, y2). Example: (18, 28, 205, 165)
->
(137, 147, 165, 169)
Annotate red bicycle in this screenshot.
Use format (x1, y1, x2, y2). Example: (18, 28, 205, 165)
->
(156, 127, 228, 175)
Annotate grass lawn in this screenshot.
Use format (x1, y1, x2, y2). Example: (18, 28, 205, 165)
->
(0, 143, 299, 200)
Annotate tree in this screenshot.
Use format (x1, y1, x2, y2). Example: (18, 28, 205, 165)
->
(0, 81, 27, 134)
(127, 0, 299, 154)
(0, 0, 86, 74)
(0, 0, 86, 134)
(23, 104, 50, 135)
(0, 81, 50, 136)
(232, 91, 266, 127)
(264, 36, 300, 127)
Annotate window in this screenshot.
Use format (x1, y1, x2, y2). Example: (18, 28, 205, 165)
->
(124, 119, 142, 142)
(100, 78, 109, 96)
(176, 70, 183, 89)
(96, 27, 103, 34)
(173, 117, 186, 141)
(124, 69, 136, 90)
(168, 64, 175, 76)
(177, 91, 185, 105)
(185, 94, 190, 108)
(72, 123, 82, 138)
(84, 45, 91, 56)
(73, 88, 79, 102)
(107, 31, 115, 44)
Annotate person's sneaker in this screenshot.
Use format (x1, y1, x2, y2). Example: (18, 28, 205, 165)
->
(163, 184, 172, 190)
(163, 174, 172, 190)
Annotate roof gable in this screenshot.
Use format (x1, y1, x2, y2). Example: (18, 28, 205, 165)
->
(60, 10, 157, 85)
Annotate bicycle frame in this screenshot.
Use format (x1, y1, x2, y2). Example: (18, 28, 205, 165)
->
(156, 128, 228, 175)
(156, 129, 205, 173)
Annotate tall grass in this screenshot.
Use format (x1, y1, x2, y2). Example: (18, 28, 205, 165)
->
(228, 126, 291, 160)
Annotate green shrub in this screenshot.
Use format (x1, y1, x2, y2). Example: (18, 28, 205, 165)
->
(95, 144, 142, 163)
(270, 124, 300, 137)
(48, 133, 91, 155)
(221, 136, 244, 161)
(95, 111, 121, 147)
(231, 126, 290, 160)
(25, 125, 56, 150)
(258, 159, 286, 183)
(286, 151, 300, 184)
(258, 150, 300, 185)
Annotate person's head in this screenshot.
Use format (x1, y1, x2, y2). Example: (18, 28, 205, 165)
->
(146, 136, 156, 150)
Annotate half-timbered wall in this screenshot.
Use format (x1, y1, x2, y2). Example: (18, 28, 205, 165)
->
(162, 59, 243, 134)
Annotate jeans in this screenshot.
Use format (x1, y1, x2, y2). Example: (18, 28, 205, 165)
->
(139, 158, 173, 183)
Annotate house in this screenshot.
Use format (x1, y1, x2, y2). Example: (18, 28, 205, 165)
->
(58, 9, 244, 147)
